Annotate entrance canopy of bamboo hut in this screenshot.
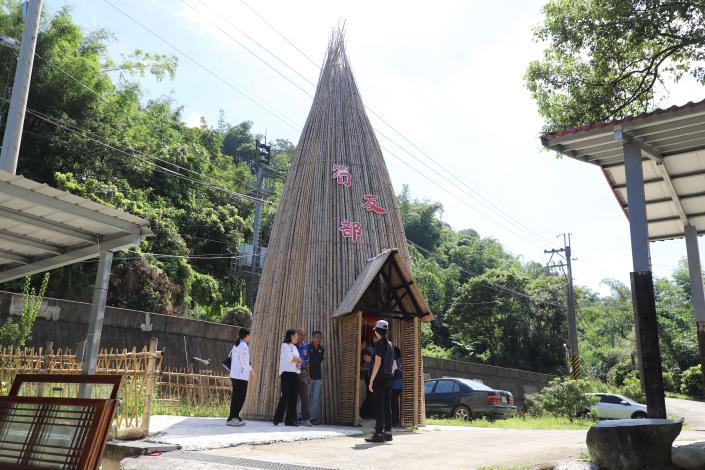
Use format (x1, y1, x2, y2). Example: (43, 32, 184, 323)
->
(333, 248, 433, 322)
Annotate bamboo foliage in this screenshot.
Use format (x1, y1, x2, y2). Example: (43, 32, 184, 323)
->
(244, 28, 420, 424)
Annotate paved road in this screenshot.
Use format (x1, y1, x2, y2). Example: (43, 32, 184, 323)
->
(122, 399, 705, 470)
(203, 426, 590, 470)
(666, 397, 705, 430)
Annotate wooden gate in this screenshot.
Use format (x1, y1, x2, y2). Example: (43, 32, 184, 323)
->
(337, 311, 362, 425)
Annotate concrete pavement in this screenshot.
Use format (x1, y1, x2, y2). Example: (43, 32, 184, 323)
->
(120, 399, 705, 469)
(147, 416, 363, 451)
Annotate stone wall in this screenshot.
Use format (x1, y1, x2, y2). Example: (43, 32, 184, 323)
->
(0, 291, 239, 370)
(423, 356, 553, 404)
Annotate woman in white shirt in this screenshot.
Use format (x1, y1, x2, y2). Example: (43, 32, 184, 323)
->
(273, 329, 301, 426)
(227, 328, 254, 427)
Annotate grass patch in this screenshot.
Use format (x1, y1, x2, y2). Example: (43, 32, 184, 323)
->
(666, 392, 703, 402)
(427, 415, 594, 430)
(152, 401, 229, 417)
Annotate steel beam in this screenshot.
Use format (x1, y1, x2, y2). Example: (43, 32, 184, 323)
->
(614, 129, 663, 162)
(0, 206, 97, 242)
(623, 142, 652, 271)
(0, 233, 140, 283)
(0, 250, 30, 264)
(685, 226, 705, 322)
(0, 230, 63, 254)
(0, 179, 140, 233)
(612, 168, 705, 189)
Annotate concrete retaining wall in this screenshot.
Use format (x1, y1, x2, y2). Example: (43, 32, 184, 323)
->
(0, 291, 239, 370)
(423, 356, 553, 404)
(0, 291, 552, 400)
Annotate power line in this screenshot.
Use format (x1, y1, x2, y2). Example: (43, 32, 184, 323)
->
(381, 144, 545, 249)
(105, 0, 552, 252)
(188, 0, 316, 92)
(32, 50, 262, 195)
(102, 0, 302, 133)
(11, 100, 273, 205)
(237, 0, 321, 69)
(220, 0, 555, 248)
(182, 1, 553, 250)
(407, 238, 562, 308)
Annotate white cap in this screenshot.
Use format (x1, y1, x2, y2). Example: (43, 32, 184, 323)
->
(374, 320, 389, 330)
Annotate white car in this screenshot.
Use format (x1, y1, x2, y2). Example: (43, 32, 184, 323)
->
(589, 393, 647, 419)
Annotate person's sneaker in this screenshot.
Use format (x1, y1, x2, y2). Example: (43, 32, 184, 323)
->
(235, 418, 246, 427)
(365, 433, 386, 443)
(226, 419, 239, 427)
(383, 432, 393, 441)
(272, 420, 280, 426)
(302, 419, 312, 427)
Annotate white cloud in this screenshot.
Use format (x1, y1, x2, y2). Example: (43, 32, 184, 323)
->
(184, 112, 205, 128)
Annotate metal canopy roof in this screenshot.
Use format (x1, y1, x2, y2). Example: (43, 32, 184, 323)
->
(541, 100, 705, 241)
(0, 171, 152, 283)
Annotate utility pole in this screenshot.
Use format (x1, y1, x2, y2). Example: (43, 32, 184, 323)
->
(546, 233, 580, 379)
(251, 140, 269, 271)
(231, 140, 271, 307)
(0, 0, 42, 174)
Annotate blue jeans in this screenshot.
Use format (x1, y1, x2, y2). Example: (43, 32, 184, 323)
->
(309, 379, 322, 422)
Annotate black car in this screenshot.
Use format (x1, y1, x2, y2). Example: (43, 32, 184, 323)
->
(424, 377, 517, 420)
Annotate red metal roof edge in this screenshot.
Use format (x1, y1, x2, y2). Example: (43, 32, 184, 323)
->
(542, 99, 705, 140)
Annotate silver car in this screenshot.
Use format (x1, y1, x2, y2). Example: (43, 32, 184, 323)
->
(589, 393, 647, 419)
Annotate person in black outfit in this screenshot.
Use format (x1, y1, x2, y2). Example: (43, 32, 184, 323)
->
(365, 320, 395, 443)
(273, 329, 302, 426)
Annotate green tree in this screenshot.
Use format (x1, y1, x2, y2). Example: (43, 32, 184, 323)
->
(526, 0, 705, 131)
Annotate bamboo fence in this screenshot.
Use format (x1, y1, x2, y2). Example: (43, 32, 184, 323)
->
(0, 338, 161, 432)
(158, 368, 231, 406)
(244, 28, 423, 424)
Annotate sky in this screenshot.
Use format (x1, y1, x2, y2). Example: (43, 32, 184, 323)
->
(44, 0, 705, 294)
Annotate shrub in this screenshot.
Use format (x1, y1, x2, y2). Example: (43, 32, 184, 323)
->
(540, 378, 599, 421)
(0, 274, 49, 347)
(680, 366, 704, 398)
(607, 359, 636, 387)
(221, 305, 252, 328)
(522, 393, 544, 417)
(621, 375, 646, 403)
(662, 371, 676, 393)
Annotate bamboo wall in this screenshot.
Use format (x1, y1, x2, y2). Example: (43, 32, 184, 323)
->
(244, 30, 417, 424)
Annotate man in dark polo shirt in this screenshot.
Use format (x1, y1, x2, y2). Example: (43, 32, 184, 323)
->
(307, 330, 324, 425)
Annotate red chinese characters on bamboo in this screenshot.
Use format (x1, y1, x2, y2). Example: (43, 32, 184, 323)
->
(338, 219, 362, 243)
(361, 194, 386, 214)
(332, 164, 351, 187)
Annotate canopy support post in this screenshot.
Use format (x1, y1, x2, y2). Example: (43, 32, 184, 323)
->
(684, 225, 705, 397)
(79, 250, 113, 397)
(624, 141, 666, 418)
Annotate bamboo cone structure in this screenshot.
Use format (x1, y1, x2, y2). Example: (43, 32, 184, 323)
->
(244, 28, 413, 424)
